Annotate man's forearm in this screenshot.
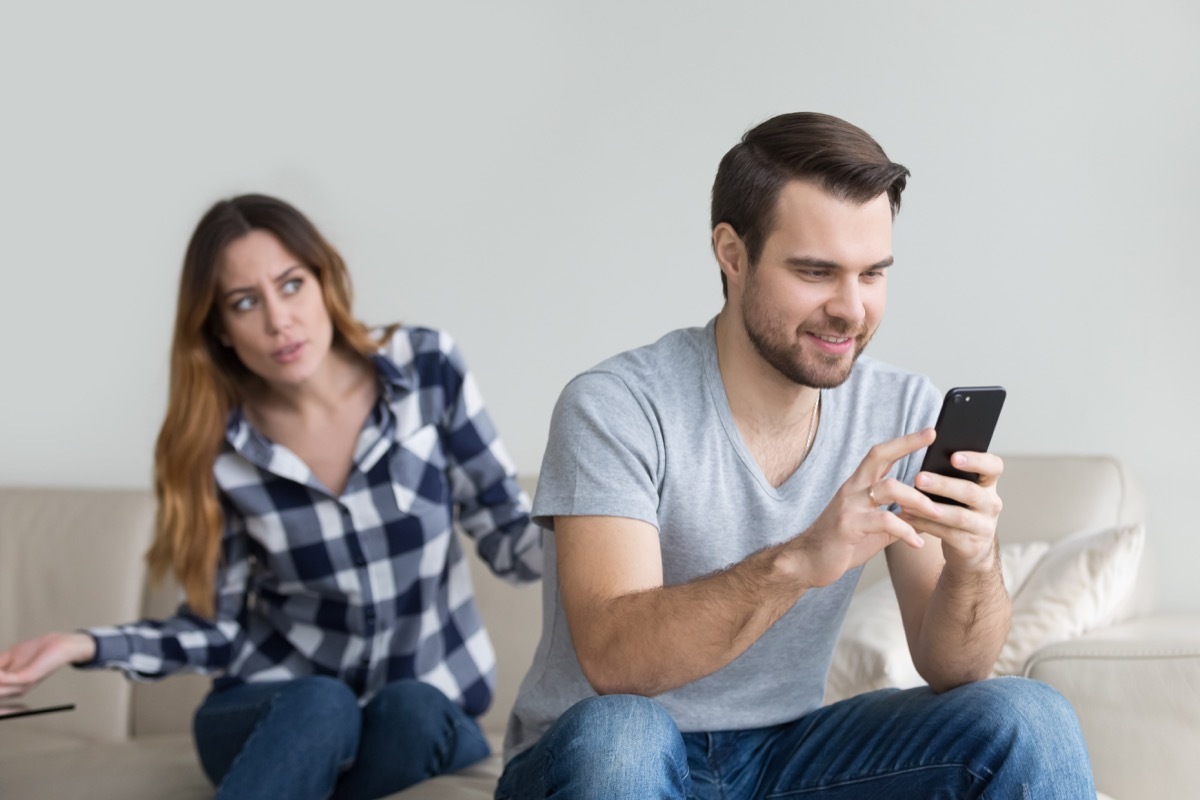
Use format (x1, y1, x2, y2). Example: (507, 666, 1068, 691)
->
(571, 543, 808, 697)
(912, 546, 1010, 692)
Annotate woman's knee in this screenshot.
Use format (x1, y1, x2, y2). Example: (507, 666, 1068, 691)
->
(363, 679, 452, 731)
(193, 676, 361, 788)
(275, 675, 361, 726)
(341, 680, 489, 795)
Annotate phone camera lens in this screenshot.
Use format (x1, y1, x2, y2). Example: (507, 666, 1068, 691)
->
(953, 394, 963, 404)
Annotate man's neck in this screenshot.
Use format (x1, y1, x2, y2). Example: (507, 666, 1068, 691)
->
(714, 308, 820, 437)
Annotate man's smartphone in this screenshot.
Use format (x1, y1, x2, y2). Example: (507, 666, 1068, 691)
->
(0, 702, 76, 721)
(918, 386, 1006, 507)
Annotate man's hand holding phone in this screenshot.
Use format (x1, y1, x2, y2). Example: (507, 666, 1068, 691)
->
(901, 386, 1007, 572)
(902, 449, 1005, 571)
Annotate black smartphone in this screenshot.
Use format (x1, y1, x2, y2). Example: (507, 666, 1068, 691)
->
(0, 702, 76, 721)
(918, 386, 1006, 507)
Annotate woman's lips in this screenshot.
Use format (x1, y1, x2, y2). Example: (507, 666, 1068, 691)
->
(271, 341, 305, 363)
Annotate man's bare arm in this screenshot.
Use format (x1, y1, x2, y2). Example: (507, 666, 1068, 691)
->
(556, 515, 809, 696)
(888, 450, 1011, 692)
(556, 429, 938, 697)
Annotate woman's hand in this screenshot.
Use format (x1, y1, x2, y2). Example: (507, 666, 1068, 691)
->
(0, 632, 96, 698)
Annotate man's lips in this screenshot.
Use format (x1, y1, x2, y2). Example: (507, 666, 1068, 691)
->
(806, 331, 856, 355)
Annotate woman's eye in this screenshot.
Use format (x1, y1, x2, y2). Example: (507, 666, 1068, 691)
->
(282, 277, 303, 295)
(231, 295, 256, 312)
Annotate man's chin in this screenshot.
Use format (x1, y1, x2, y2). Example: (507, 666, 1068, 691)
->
(746, 324, 868, 389)
(790, 351, 861, 389)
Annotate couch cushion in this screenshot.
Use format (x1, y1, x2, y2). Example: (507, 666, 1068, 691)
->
(826, 528, 1145, 702)
(0, 731, 210, 799)
(995, 523, 1145, 674)
(0, 727, 507, 799)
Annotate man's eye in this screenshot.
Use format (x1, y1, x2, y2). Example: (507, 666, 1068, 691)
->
(801, 269, 830, 280)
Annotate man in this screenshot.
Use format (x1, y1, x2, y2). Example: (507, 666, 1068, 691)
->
(498, 112, 1093, 798)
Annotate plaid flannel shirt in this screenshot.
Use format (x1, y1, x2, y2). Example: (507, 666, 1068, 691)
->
(85, 326, 542, 716)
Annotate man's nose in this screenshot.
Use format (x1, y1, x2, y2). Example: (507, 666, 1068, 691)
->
(824, 277, 866, 326)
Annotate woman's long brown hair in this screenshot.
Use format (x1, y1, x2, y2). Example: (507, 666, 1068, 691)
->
(146, 194, 393, 617)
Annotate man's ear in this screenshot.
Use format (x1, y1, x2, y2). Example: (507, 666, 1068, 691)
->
(713, 223, 749, 293)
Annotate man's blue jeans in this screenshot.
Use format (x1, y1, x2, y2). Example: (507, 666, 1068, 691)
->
(193, 676, 489, 800)
(496, 678, 1095, 799)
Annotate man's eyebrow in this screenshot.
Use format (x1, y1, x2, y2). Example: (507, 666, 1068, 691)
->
(221, 264, 305, 300)
(784, 256, 894, 270)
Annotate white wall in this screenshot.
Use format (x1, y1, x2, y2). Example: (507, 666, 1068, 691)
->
(2, 1, 1197, 609)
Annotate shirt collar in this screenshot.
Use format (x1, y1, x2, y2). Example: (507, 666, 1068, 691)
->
(371, 350, 414, 402)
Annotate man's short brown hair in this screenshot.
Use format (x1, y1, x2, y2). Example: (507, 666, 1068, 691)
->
(711, 112, 910, 297)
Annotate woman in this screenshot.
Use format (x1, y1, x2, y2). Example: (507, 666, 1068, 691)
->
(0, 194, 542, 799)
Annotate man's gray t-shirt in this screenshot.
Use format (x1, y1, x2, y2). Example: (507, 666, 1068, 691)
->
(504, 319, 940, 761)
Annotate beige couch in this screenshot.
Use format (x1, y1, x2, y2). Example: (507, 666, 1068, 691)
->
(1, 459, 1197, 799)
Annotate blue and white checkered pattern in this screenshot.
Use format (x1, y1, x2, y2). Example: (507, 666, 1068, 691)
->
(86, 326, 542, 716)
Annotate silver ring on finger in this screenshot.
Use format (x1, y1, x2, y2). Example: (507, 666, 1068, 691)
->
(868, 485, 879, 506)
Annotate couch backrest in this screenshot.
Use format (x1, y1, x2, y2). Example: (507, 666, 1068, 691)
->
(0, 487, 157, 742)
(0, 481, 543, 743)
(0, 457, 1151, 743)
(469, 479, 543, 737)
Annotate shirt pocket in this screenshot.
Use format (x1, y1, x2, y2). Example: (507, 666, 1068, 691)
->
(387, 424, 453, 551)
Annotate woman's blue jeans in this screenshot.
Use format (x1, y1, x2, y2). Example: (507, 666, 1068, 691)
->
(193, 676, 489, 800)
(496, 677, 1095, 799)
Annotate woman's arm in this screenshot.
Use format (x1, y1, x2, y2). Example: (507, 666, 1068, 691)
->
(437, 332, 542, 582)
(85, 516, 250, 679)
(0, 632, 95, 697)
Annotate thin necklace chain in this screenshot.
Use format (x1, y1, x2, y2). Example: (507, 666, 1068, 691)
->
(802, 391, 820, 463)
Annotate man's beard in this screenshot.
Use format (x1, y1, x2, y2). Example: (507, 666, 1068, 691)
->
(742, 282, 873, 390)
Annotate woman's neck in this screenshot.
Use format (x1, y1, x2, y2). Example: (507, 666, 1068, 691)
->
(247, 345, 373, 421)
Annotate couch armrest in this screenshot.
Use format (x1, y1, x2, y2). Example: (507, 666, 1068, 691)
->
(1024, 612, 1200, 800)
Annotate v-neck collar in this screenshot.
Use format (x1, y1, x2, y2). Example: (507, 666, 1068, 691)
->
(700, 317, 834, 500)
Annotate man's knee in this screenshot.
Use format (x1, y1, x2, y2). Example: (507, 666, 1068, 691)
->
(541, 695, 687, 795)
(954, 678, 1089, 762)
(557, 695, 680, 747)
(960, 678, 1080, 730)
